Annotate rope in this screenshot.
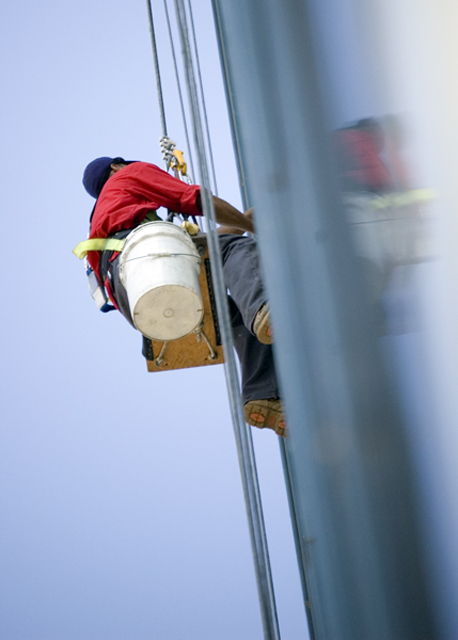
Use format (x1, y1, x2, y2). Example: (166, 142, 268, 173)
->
(146, 0, 168, 141)
(172, 2, 280, 638)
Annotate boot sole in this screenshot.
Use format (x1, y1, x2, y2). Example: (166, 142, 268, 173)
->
(244, 399, 286, 437)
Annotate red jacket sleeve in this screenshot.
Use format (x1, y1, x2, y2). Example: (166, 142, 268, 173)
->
(90, 162, 202, 239)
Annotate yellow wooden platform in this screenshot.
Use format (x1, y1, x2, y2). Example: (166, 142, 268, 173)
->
(145, 233, 224, 372)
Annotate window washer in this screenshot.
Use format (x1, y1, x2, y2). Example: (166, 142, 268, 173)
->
(79, 156, 285, 436)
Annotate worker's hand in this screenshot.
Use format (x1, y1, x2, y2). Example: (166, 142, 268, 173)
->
(244, 207, 254, 222)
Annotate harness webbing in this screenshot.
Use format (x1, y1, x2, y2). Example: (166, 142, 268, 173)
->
(73, 238, 125, 260)
(371, 188, 435, 209)
(73, 212, 162, 260)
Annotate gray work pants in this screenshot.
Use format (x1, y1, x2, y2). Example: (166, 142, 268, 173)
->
(108, 233, 279, 404)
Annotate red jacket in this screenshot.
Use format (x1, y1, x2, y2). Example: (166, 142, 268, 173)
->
(87, 161, 201, 281)
(334, 129, 393, 192)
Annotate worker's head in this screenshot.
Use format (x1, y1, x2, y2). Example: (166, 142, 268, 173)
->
(82, 156, 135, 198)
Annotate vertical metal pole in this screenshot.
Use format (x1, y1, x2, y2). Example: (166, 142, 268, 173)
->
(212, 5, 316, 636)
(173, 2, 281, 638)
(278, 441, 317, 640)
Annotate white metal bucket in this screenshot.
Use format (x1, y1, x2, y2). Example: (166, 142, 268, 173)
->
(119, 221, 203, 341)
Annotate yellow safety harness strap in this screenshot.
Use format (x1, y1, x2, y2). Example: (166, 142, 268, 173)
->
(371, 189, 435, 210)
(72, 238, 126, 260)
(73, 211, 161, 259)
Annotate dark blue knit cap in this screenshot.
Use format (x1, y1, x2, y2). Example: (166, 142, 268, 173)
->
(82, 156, 135, 199)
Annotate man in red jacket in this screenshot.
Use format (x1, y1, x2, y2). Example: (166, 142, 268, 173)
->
(82, 156, 285, 436)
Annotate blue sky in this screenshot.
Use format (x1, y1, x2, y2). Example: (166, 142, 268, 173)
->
(0, 1, 307, 638)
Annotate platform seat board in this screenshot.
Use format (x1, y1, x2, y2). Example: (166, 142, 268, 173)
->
(145, 234, 224, 372)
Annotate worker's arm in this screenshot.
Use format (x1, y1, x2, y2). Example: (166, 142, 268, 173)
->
(196, 194, 255, 234)
(216, 207, 254, 235)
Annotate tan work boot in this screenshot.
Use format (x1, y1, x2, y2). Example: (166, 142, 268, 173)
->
(244, 398, 286, 437)
(253, 304, 273, 344)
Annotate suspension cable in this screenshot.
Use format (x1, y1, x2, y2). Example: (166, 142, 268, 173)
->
(172, 2, 280, 638)
(162, 0, 195, 181)
(146, 0, 168, 141)
(185, 0, 219, 196)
